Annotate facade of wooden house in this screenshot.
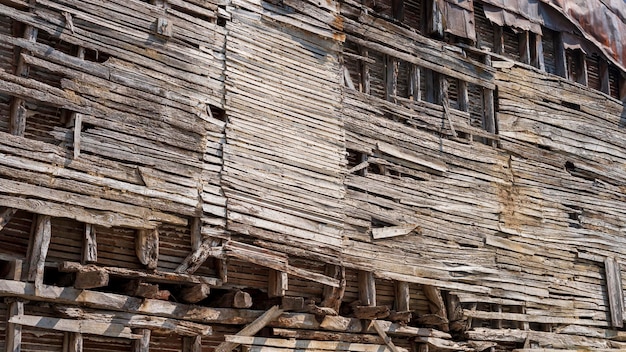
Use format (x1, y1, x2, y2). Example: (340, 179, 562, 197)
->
(0, 0, 626, 351)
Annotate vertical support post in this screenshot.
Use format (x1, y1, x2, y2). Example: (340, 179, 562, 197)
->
(423, 0, 443, 38)
(554, 32, 567, 79)
(532, 34, 545, 71)
(268, 269, 288, 298)
(599, 60, 610, 95)
(136, 228, 159, 270)
(482, 53, 496, 142)
(408, 64, 421, 101)
(575, 51, 588, 86)
(182, 336, 202, 352)
(385, 55, 398, 102)
(424, 69, 441, 104)
(27, 215, 51, 289)
(358, 271, 376, 306)
(10, 25, 38, 136)
(457, 80, 469, 112)
(620, 74, 626, 103)
(190, 217, 202, 252)
(321, 264, 345, 312)
(519, 31, 530, 65)
(133, 329, 151, 352)
(359, 46, 370, 95)
(5, 298, 24, 352)
(395, 281, 410, 312)
(63, 333, 83, 352)
(605, 257, 624, 328)
(392, 0, 404, 21)
(493, 26, 504, 55)
(82, 223, 97, 264)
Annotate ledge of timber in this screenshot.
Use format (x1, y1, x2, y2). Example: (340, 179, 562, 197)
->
(59, 261, 222, 286)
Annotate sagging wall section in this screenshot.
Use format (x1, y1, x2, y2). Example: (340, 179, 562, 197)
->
(0, 0, 626, 351)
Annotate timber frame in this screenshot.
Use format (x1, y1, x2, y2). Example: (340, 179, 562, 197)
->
(1, 0, 626, 351)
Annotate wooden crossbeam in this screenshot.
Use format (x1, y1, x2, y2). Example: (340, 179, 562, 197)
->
(9, 315, 141, 339)
(214, 305, 284, 352)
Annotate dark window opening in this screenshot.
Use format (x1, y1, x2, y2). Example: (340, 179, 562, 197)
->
(473, 2, 495, 52)
(371, 218, 394, 228)
(208, 105, 226, 122)
(561, 101, 580, 111)
(542, 28, 557, 74)
(403, 0, 422, 32)
(502, 27, 521, 62)
(586, 54, 601, 91)
(83, 47, 111, 64)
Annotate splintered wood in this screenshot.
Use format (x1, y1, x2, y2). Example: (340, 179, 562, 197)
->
(0, 0, 626, 351)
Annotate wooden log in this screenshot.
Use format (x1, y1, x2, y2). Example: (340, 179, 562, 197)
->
(214, 305, 285, 352)
(82, 224, 97, 264)
(423, 285, 449, 332)
(63, 332, 83, 352)
(353, 305, 390, 320)
(176, 237, 224, 274)
(358, 271, 376, 307)
(122, 280, 160, 299)
(268, 270, 288, 298)
(180, 284, 211, 304)
(604, 257, 624, 328)
(213, 290, 253, 309)
(280, 296, 304, 312)
(321, 264, 345, 312)
(59, 261, 222, 286)
(385, 55, 398, 102)
(27, 215, 51, 289)
(394, 281, 410, 312)
(132, 329, 150, 352)
(370, 320, 401, 352)
(74, 270, 109, 290)
(225, 335, 407, 352)
(182, 336, 202, 352)
(136, 228, 159, 270)
(5, 298, 23, 352)
(9, 315, 141, 339)
(0, 207, 18, 231)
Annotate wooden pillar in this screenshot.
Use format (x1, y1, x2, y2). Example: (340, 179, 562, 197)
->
(9, 25, 38, 136)
(358, 271, 376, 306)
(457, 80, 469, 112)
(605, 257, 624, 328)
(321, 264, 345, 312)
(574, 50, 588, 86)
(27, 215, 51, 289)
(482, 53, 496, 140)
(63, 332, 83, 352)
(359, 46, 370, 95)
(133, 329, 151, 352)
(136, 228, 159, 270)
(423, 0, 443, 38)
(182, 336, 201, 352)
(394, 281, 410, 312)
(620, 73, 626, 103)
(385, 55, 398, 102)
(82, 224, 97, 264)
(554, 32, 567, 79)
(532, 33, 545, 71)
(424, 69, 441, 104)
(190, 218, 202, 251)
(408, 64, 421, 101)
(268, 269, 288, 298)
(599, 60, 610, 95)
(493, 25, 504, 55)
(519, 31, 531, 65)
(5, 298, 23, 352)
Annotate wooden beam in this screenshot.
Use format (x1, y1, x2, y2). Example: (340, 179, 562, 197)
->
(605, 257, 624, 328)
(59, 261, 221, 286)
(27, 214, 51, 289)
(180, 284, 210, 304)
(359, 45, 370, 94)
(575, 50, 588, 86)
(532, 33, 545, 71)
(599, 60, 611, 95)
(272, 328, 385, 344)
(5, 298, 23, 352)
(408, 64, 421, 101)
(395, 281, 410, 312)
(74, 270, 109, 290)
(385, 55, 398, 102)
(136, 228, 159, 270)
(554, 32, 567, 78)
(268, 269, 288, 298)
(493, 26, 504, 55)
(176, 237, 223, 274)
(358, 271, 376, 306)
(132, 329, 150, 352)
(423, 285, 449, 332)
(457, 79, 468, 112)
(370, 320, 401, 352)
(54, 305, 212, 336)
(191, 218, 202, 251)
(214, 290, 253, 308)
(0, 207, 18, 231)
(214, 305, 285, 352)
(225, 335, 407, 352)
(82, 224, 97, 264)
(63, 333, 83, 352)
(9, 24, 37, 137)
(182, 336, 202, 352)
(72, 113, 82, 159)
(321, 264, 345, 312)
(9, 314, 141, 339)
(519, 31, 531, 65)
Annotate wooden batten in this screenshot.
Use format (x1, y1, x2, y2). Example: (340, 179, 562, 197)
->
(135, 228, 159, 270)
(358, 271, 376, 307)
(385, 55, 398, 102)
(27, 215, 51, 289)
(604, 257, 624, 328)
(9, 24, 37, 137)
(82, 224, 97, 264)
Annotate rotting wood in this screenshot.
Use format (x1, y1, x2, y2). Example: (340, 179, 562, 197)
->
(74, 270, 109, 290)
(214, 290, 253, 309)
(27, 214, 51, 290)
(136, 228, 159, 270)
(132, 329, 150, 352)
(268, 269, 288, 298)
(82, 223, 97, 264)
(9, 315, 141, 339)
(179, 284, 211, 304)
(214, 305, 284, 352)
(225, 335, 407, 352)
